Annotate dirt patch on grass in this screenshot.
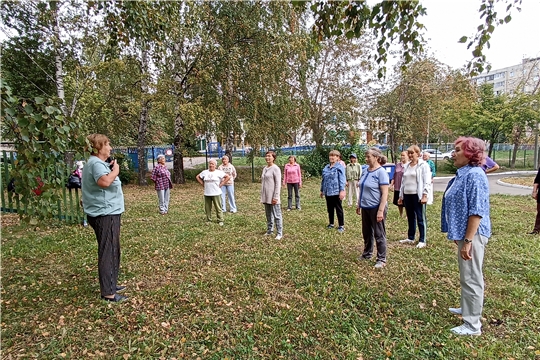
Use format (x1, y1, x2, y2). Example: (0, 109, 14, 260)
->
(1, 213, 20, 229)
(500, 176, 534, 187)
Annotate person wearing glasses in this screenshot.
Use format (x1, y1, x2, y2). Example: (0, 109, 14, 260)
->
(397, 145, 431, 248)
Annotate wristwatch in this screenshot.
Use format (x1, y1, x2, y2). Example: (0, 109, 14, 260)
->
(463, 238, 473, 244)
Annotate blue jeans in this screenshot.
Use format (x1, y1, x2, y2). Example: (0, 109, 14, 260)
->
(221, 185, 237, 212)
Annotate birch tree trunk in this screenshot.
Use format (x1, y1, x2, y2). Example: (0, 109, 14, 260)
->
(137, 46, 149, 186)
(51, 3, 67, 117)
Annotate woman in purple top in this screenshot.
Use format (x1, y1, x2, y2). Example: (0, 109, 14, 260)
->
(283, 155, 302, 211)
(151, 154, 173, 215)
(390, 151, 408, 217)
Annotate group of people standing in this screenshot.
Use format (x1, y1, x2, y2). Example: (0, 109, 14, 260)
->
(81, 133, 498, 337)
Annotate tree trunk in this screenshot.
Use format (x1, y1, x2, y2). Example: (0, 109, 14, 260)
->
(137, 46, 150, 186)
(510, 125, 524, 168)
(173, 110, 185, 184)
(51, 3, 68, 117)
(225, 130, 234, 163)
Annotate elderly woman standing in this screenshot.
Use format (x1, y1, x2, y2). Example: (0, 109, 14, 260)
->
(398, 145, 431, 248)
(261, 151, 283, 240)
(82, 134, 127, 302)
(196, 159, 230, 226)
(356, 147, 389, 268)
(218, 155, 237, 213)
(346, 153, 362, 207)
(441, 136, 491, 336)
(390, 151, 408, 217)
(422, 151, 435, 205)
(283, 155, 302, 211)
(151, 154, 173, 215)
(321, 150, 346, 233)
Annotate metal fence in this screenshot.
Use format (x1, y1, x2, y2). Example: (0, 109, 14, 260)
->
(0, 150, 85, 224)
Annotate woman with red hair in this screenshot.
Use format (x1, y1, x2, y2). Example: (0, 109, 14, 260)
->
(441, 136, 491, 336)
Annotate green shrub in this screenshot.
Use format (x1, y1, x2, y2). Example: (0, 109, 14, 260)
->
(112, 152, 136, 185)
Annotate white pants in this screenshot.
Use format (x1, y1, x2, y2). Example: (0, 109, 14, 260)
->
(457, 233, 488, 332)
(347, 180, 359, 206)
(157, 189, 170, 214)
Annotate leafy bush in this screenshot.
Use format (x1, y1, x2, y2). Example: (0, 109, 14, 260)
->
(440, 158, 458, 174)
(112, 152, 136, 185)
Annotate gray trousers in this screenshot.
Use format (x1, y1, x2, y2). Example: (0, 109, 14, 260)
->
(157, 188, 170, 214)
(457, 233, 488, 332)
(264, 203, 283, 236)
(361, 206, 387, 262)
(286, 183, 300, 209)
(87, 214, 121, 297)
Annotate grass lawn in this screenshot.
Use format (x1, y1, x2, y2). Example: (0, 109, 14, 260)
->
(1, 179, 540, 359)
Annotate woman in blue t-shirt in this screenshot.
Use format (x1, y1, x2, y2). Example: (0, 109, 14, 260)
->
(82, 134, 127, 303)
(356, 147, 389, 268)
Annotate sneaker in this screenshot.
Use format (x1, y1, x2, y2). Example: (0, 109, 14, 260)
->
(416, 242, 426, 249)
(374, 261, 386, 269)
(116, 285, 127, 293)
(527, 230, 539, 235)
(296, 207, 301, 210)
(337, 226, 345, 233)
(359, 256, 371, 261)
(275, 235, 283, 240)
(327, 224, 335, 229)
(265, 232, 273, 236)
(219, 222, 224, 226)
(449, 307, 462, 315)
(450, 324, 481, 336)
(399, 239, 415, 244)
(231, 210, 237, 213)
(287, 208, 291, 211)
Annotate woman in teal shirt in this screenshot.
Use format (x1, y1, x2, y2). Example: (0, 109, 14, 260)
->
(82, 134, 127, 303)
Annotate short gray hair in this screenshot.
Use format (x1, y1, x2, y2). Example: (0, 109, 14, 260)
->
(209, 159, 217, 165)
(157, 154, 166, 161)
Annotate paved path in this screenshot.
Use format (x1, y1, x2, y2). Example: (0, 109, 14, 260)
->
(147, 157, 207, 170)
(433, 171, 535, 196)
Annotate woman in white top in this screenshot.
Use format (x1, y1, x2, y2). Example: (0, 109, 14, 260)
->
(398, 145, 431, 248)
(196, 159, 230, 226)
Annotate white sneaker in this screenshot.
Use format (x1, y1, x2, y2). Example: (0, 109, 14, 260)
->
(416, 242, 426, 249)
(219, 222, 224, 226)
(399, 239, 415, 244)
(450, 324, 481, 336)
(449, 307, 462, 315)
(275, 235, 283, 240)
(374, 261, 386, 269)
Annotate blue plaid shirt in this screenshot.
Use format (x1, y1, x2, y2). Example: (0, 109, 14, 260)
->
(441, 165, 491, 240)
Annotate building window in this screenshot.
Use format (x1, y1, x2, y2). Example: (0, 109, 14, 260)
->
(494, 81, 504, 87)
(510, 71, 514, 77)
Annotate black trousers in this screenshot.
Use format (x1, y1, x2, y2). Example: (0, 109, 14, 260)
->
(325, 195, 344, 227)
(87, 214, 122, 297)
(361, 206, 387, 262)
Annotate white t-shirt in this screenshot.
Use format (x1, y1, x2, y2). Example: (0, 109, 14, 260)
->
(402, 164, 418, 195)
(198, 169, 226, 196)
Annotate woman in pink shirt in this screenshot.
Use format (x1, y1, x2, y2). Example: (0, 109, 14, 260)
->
(283, 155, 302, 211)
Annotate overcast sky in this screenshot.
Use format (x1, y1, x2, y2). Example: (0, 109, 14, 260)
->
(419, 0, 540, 71)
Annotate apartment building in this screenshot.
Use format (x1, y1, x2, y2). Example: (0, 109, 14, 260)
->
(471, 57, 540, 95)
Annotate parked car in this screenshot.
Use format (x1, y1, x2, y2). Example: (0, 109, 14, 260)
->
(440, 150, 454, 160)
(423, 148, 443, 157)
